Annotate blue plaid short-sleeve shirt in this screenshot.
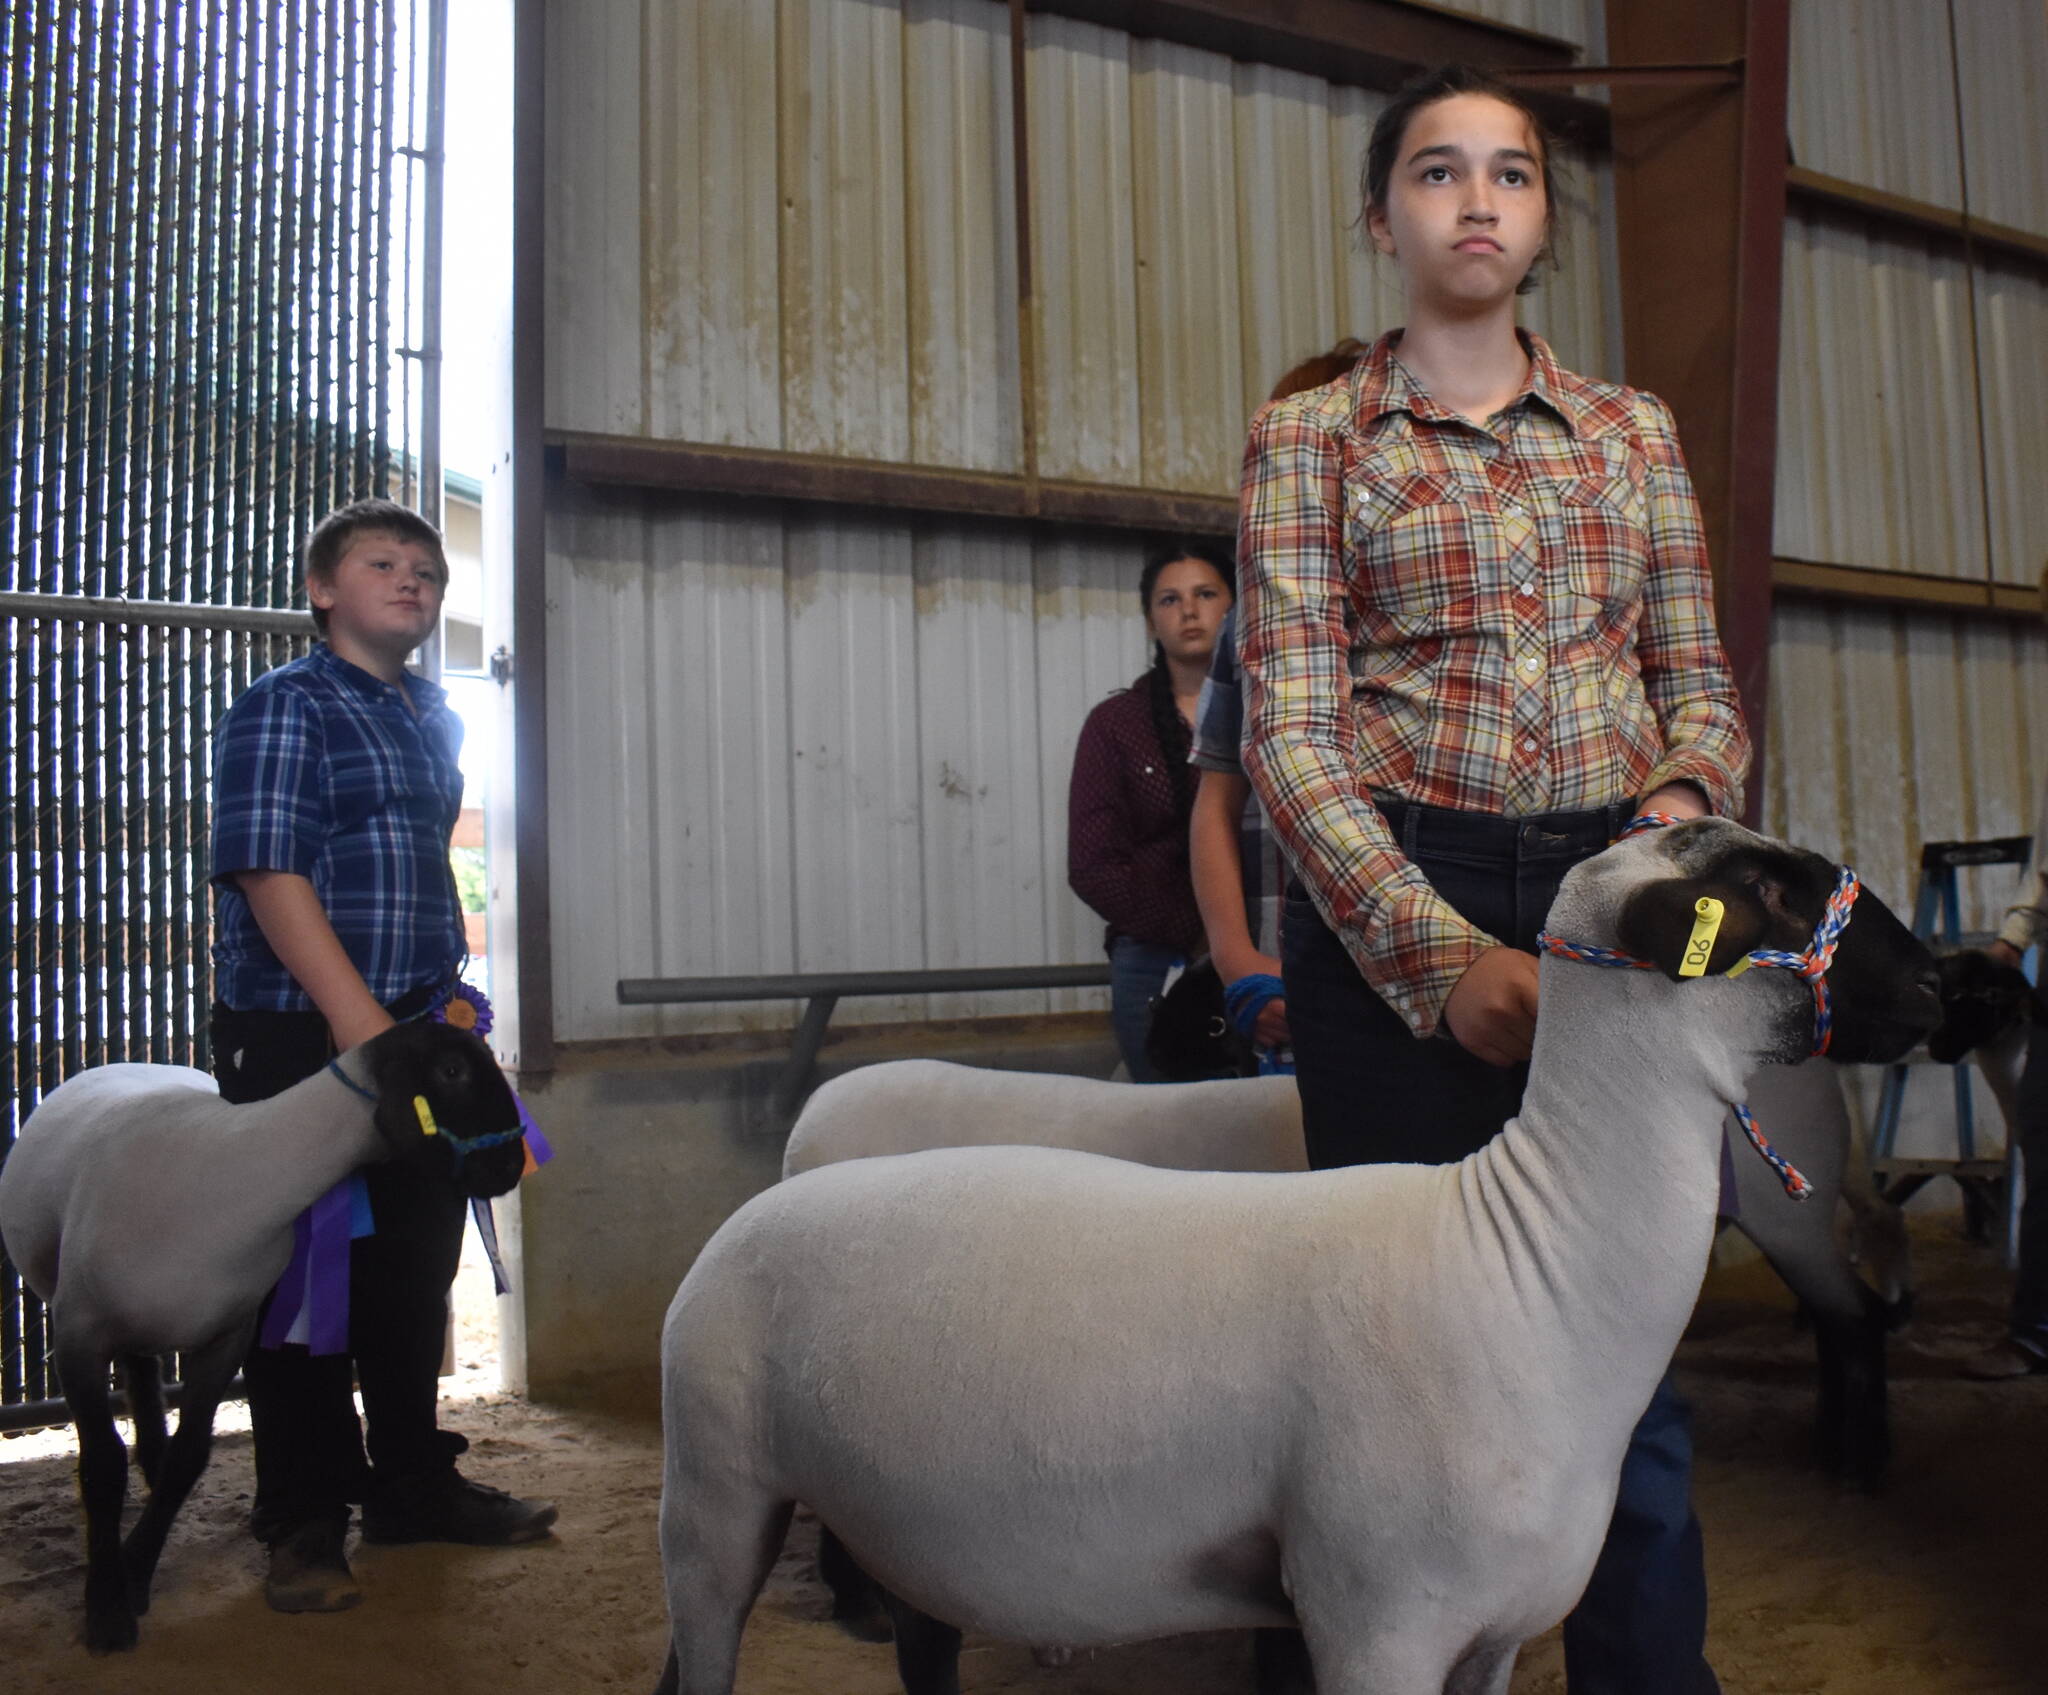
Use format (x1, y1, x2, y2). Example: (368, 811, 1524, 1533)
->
(211, 644, 467, 1011)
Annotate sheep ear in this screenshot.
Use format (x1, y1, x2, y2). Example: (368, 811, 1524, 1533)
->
(1612, 877, 1770, 982)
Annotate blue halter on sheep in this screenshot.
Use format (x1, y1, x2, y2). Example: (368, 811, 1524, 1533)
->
(0, 1019, 528, 1654)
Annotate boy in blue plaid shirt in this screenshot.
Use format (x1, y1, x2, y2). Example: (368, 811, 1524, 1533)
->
(210, 498, 554, 1613)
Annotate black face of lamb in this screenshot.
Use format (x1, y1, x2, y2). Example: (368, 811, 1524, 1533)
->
(1613, 836, 1940, 1066)
(1926, 949, 2046, 1064)
(366, 1022, 526, 1198)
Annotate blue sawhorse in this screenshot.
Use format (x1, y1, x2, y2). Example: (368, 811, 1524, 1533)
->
(1869, 835, 2033, 1264)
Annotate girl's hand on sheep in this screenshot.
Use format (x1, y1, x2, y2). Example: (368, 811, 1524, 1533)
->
(1987, 939, 2024, 970)
(1444, 947, 1541, 1067)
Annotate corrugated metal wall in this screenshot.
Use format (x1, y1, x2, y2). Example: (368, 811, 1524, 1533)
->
(1771, 2, 2048, 1158)
(541, 2, 1623, 1041)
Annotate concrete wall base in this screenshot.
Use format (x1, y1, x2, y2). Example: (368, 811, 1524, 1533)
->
(505, 1014, 1119, 1415)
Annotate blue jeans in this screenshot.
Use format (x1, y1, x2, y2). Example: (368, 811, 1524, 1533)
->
(1281, 797, 1718, 1695)
(1108, 936, 1182, 1085)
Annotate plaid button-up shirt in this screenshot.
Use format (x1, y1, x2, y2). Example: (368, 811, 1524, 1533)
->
(211, 643, 467, 1011)
(1238, 331, 1750, 1037)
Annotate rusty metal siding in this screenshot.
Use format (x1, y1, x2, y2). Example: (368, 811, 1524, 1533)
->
(544, 0, 645, 434)
(643, 0, 781, 446)
(1027, 12, 1143, 483)
(1764, 599, 2046, 933)
(1130, 37, 1244, 492)
(1976, 260, 2048, 584)
(1774, 209, 1986, 578)
(1788, 0, 1964, 208)
(1953, 0, 2048, 237)
(545, 503, 1145, 1041)
(905, 0, 1024, 471)
(1233, 59, 1343, 431)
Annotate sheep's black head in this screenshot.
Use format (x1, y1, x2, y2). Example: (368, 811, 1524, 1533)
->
(360, 1021, 526, 1198)
(1589, 819, 1940, 1066)
(1926, 949, 2045, 1064)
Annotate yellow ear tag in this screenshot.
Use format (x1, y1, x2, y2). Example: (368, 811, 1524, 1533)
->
(1678, 896, 1725, 978)
(413, 1095, 439, 1137)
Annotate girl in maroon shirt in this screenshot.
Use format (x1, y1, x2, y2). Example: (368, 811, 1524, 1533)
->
(1067, 542, 1234, 1081)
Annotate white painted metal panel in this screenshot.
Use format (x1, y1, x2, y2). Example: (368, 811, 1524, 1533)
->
(1974, 259, 2048, 584)
(1233, 60, 1341, 441)
(543, 0, 645, 433)
(1788, 0, 1963, 208)
(1953, 0, 2048, 237)
(1774, 210, 1985, 578)
(644, 0, 781, 447)
(1031, 533, 1151, 1014)
(546, 492, 662, 1041)
(1027, 13, 1142, 483)
(782, 515, 927, 1032)
(1129, 37, 1245, 494)
(545, 509, 1150, 1042)
(912, 530, 1051, 1018)
(642, 506, 799, 1037)
(904, 0, 1023, 472)
(777, 0, 912, 461)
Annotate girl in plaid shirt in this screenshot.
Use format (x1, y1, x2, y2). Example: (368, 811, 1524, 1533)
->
(1238, 67, 1748, 1695)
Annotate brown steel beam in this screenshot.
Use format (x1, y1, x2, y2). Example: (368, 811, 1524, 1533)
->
(512, 0, 554, 1074)
(1786, 166, 2048, 273)
(1724, 0, 1789, 829)
(1499, 60, 1740, 88)
(1605, 0, 1787, 825)
(1773, 559, 2043, 622)
(553, 433, 1239, 539)
(1028, 0, 1611, 149)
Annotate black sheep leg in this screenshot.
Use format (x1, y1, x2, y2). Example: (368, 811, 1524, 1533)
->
(123, 1353, 167, 1489)
(120, 1319, 253, 1614)
(881, 1587, 963, 1695)
(57, 1343, 137, 1653)
(817, 1522, 893, 1641)
(1811, 1287, 1891, 1489)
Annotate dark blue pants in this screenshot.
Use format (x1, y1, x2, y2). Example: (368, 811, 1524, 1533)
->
(1108, 935, 1182, 1084)
(212, 992, 469, 1543)
(1281, 798, 1718, 1695)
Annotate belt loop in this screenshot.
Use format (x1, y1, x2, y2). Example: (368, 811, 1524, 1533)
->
(1402, 801, 1422, 859)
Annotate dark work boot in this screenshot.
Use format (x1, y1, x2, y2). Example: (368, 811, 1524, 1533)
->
(361, 1470, 558, 1546)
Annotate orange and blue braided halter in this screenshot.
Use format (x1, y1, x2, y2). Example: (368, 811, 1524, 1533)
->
(1532, 812, 1864, 1201)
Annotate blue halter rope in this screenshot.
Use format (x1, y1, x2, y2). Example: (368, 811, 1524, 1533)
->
(1531, 815, 1863, 1201)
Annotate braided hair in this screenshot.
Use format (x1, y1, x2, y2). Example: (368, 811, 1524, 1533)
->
(1138, 541, 1236, 819)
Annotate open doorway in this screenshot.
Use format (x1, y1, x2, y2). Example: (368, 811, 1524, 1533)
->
(439, 0, 517, 1393)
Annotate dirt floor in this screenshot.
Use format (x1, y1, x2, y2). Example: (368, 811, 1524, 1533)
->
(4, 1215, 2046, 1695)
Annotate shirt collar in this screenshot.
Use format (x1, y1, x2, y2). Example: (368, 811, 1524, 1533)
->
(309, 641, 449, 714)
(1349, 328, 1591, 440)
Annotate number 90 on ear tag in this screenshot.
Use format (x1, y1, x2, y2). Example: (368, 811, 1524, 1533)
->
(1679, 896, 1725, 978)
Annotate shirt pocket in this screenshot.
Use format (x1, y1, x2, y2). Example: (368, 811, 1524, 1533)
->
(1556, 470, 1649, 610)
(1344, 465, 1477, 616)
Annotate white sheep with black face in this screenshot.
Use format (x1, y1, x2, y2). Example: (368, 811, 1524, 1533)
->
(653, 820, 1940, 1695)
(0, 1020, 527, 1654)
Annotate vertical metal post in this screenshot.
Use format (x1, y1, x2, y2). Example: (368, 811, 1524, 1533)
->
(419, 0, 446, 531)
